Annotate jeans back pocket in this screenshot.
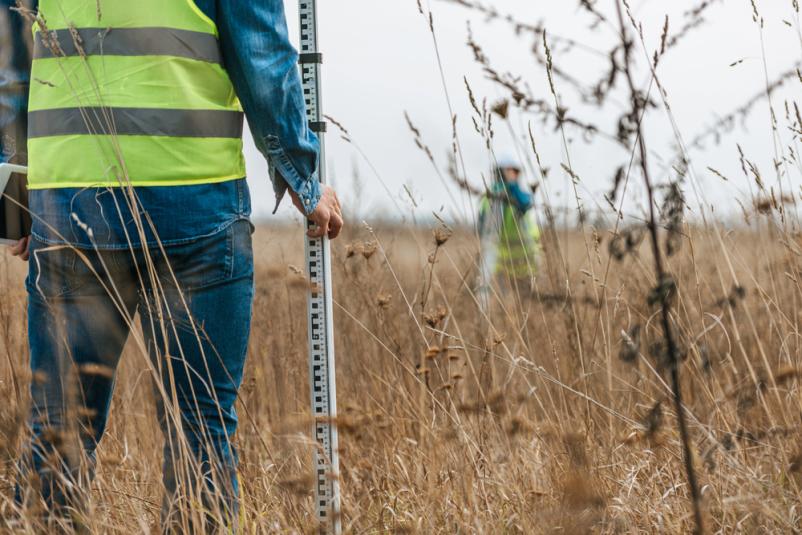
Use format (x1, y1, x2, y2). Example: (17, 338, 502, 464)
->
(157, 219, 253, 292)
(26, 239, 93, 299)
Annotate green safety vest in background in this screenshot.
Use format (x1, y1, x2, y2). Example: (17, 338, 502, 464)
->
(27, 0, 245, 188)
(479, 195, 541, 279)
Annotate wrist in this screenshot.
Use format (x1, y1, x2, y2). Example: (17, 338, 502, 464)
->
(303, 179, 322, 214)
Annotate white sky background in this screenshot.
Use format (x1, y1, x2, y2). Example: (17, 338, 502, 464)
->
(245, 0, 802, 226)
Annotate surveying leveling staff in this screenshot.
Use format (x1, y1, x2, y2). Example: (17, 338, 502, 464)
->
(4, 0, 344, 525)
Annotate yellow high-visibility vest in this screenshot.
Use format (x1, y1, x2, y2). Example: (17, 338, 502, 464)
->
(27, 0, 246, 188)
(479, 196, 541, 278)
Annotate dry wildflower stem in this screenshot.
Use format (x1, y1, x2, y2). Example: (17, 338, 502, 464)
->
(614, 1, 704, 533)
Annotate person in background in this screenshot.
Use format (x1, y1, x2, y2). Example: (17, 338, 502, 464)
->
(477, 154, 541, 301)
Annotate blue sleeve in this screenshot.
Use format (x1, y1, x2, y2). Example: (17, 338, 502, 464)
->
(217, 0, 321, 214)
(0, 0, 34, 164)
(505, 182, 533, 212)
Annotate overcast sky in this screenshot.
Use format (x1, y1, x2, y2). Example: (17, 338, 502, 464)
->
(247, 0, 802, 225)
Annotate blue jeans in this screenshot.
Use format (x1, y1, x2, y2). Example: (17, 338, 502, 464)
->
(19, 219, 254, 527)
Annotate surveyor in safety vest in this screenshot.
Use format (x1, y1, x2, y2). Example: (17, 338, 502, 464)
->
(477, 155, 540, 296)
(4, 0, 343, 530)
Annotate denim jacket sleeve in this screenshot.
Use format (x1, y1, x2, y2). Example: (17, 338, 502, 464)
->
(505, 182, 534, 213)
(0, 0, 34, 164)
(217, 0, 322, 215)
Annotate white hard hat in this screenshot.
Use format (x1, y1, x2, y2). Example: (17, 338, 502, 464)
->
(495, 153, 523, 171)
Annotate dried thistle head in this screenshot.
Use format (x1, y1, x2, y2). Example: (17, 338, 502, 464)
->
(345, 243, 360, 258)
(490, 332, 505, 347)
(491, 99, 510, 118)
(425, 346, 441, 359)
(360, 241, 377, 260)
(434, 226, 452, 246)
(423, 305, 448, 328)
(376, 293, 392, 309)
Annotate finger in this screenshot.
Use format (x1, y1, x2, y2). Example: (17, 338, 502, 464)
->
(307, 213, 330, 239)
(328, 211, 344, 240)
(21, 237, 30, 261)
(308, 222, 329, 239)
(10, 237, 29, 260)
(9, 239, 24, 256)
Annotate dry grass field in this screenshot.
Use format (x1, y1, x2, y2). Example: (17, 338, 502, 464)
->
(2, 0, 801, 533)
(1, 220, 802, 533)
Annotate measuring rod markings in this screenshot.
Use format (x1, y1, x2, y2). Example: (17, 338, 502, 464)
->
(299, 1, 341, 534)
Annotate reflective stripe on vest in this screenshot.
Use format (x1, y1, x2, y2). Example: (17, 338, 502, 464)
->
(33, 27, 223, 63)
(28, 0, 245, 188)
(29, 108, 244, 139)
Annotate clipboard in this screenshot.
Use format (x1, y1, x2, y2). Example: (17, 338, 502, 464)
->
(0, 163, 31, 246)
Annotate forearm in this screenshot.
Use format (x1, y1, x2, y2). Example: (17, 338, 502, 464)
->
(505, 182, 533, 212)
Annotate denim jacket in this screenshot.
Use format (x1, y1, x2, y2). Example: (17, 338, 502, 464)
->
(213, 0, 321, 212)
(0, 0, 321, 248)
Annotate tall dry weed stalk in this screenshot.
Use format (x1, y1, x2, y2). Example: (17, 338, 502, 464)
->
(612, 2, 704, 532)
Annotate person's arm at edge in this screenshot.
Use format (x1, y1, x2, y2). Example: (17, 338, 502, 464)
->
(217, 1, 342, 238)
(505, 181, 534, 212)
(2, 0, 33, 260)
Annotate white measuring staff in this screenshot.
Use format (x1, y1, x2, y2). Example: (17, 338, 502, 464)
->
(297, 2, 342, 533)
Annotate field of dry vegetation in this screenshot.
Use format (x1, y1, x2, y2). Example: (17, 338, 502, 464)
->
(1, 221, 802, 533)
(2, 0, 802, 533)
